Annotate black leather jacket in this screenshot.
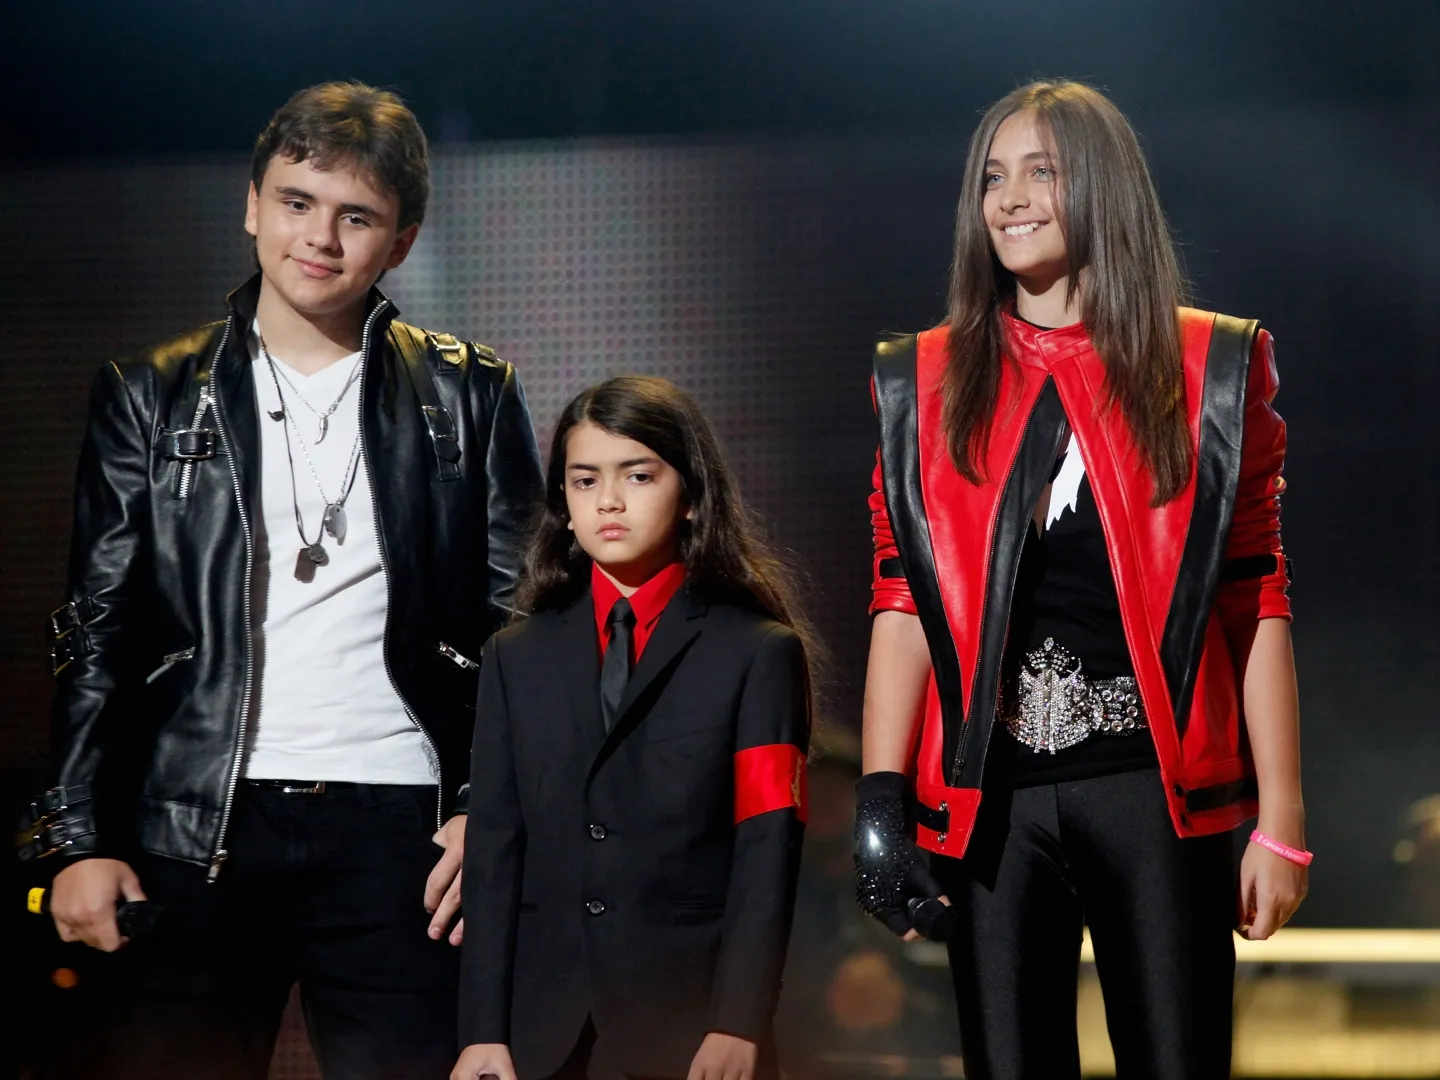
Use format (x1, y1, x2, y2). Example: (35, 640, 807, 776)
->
(34, 276, 543, 875)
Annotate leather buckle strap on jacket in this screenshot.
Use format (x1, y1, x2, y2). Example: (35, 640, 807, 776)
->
(391, 325, 491, 482)
(15, 783, 97, 861)
(158, 427, 217, 462)
(51, 596, 100, 638)
(50, 597, 101, 675)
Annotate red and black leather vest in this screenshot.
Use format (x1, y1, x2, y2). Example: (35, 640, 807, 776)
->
(869, 310, 1291, 858)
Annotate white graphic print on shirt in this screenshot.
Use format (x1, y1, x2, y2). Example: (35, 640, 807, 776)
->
(1045, 433, 1085, 530)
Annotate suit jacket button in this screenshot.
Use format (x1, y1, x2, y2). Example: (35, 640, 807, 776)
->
(586, 899, 606, 916)
(589, 823, 607, 841)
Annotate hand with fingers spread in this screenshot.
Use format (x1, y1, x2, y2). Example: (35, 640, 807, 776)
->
(686, 1032, 758, 1080)
(49, 857, 147, 952)
(450, 1042, 517, 1080)
(425, 814, 466, 946)
(1237, 824, 1309, 940)
(853, 771, 953, 942)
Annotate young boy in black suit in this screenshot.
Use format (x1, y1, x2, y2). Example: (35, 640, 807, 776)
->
(452, 377, 814, 1080)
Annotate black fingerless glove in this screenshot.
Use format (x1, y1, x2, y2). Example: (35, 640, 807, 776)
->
(853, 771, 953, 941)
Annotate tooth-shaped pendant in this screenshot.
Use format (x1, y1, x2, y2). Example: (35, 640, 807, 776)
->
(316, 414, 328, 443)
(323, 502, 347, 542)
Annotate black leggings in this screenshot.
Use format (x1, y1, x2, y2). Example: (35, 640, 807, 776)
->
(933, 768, 1236, 1080)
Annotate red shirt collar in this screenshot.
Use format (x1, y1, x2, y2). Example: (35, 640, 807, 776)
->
(591, 561, 687, 645)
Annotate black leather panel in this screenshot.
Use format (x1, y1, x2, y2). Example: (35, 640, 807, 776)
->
(1183, 776, 1258, 813)
(958, 380, 1067, 790)
(872, 336, 969, 783)
(1220, 552, 1291, 583)
(1159, 315, 1258, 740)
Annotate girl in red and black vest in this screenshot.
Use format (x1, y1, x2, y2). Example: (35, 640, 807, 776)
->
(854, 80, 1308, 1079)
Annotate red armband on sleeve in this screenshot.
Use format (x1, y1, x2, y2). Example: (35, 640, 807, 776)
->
(733, 744, 808, 824)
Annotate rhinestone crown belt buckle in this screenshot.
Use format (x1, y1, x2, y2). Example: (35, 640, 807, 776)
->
(1001, 638, 1146, 755)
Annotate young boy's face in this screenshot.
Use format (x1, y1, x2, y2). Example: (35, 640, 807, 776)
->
(244, 154, 418, 324)
(563, 421, 690, 588)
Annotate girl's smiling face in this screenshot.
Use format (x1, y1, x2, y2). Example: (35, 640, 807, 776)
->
(564, 420, 690, 591)
(982, 111, 1069, 290)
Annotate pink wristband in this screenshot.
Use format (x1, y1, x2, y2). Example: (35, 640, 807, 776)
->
(1250, 829, 1313, 866)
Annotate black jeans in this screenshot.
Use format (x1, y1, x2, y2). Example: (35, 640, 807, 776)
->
(934, 768, 1236, 1080)
(46, 782, 459, 1080)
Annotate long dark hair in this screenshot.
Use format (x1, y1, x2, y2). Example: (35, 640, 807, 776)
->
(943, 79, 1192, 505)
(518, 376, 820, 705)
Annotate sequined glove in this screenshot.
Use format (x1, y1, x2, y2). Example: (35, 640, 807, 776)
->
(853, 771, 953, 940)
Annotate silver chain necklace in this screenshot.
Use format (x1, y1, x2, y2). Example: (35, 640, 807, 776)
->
(260, 339, 364, 583)
(264, 338, 364, 443)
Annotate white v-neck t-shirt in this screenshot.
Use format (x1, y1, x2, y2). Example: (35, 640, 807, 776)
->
(242, 323, 436, 784)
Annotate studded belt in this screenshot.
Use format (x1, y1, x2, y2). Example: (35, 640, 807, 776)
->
(999, 637, 1146, 755)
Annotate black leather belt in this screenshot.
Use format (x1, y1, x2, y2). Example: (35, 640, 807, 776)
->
(245, 779, 348, 794)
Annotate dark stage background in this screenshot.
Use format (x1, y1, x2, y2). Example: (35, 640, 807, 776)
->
(3, 1, 1438, 1075)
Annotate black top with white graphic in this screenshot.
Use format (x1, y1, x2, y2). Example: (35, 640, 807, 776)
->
(998, 429, 1159, 787)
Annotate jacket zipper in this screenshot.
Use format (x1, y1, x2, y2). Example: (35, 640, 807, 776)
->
(356, 303, 446, 832)
(176, 389, 213, 500)
(951, 402, 1067, 783)
(204, 317, 250, 881)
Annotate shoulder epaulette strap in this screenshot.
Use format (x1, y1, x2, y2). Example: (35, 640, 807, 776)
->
(390, 322, 465, 481)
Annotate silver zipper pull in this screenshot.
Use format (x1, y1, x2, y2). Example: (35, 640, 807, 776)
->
(437, 642, 479, 671)
(145, 647, 197, 684)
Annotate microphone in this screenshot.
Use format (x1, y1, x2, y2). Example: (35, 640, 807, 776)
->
(27, 887, 163, 940)
(907, 895, 956, 942)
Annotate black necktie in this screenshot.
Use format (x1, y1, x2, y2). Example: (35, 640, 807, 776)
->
(600, 598, 635, 733)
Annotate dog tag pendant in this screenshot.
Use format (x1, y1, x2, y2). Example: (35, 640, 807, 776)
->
(293, 543, 328, 583)
(294, 549, 316, 583)
(316, 415, 328, 443)
(322, 502, 347, 542)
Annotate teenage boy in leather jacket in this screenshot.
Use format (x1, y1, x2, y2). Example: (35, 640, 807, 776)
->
(24, 81, 543, 1079)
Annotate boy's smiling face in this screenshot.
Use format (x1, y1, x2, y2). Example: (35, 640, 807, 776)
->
(245, 154, 417, 324)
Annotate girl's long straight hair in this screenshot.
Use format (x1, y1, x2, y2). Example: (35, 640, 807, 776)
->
(517, 376, 820, 715)
(943, 80, 1193, 505)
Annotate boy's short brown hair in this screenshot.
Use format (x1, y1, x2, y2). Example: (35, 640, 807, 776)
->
(252, 81, 430, 230)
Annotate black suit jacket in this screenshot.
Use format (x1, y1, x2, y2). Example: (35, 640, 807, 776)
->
(459, 584, 808, 1077)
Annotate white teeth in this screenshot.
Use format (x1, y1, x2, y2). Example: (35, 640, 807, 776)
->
(1004, 222, 1043, 236)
